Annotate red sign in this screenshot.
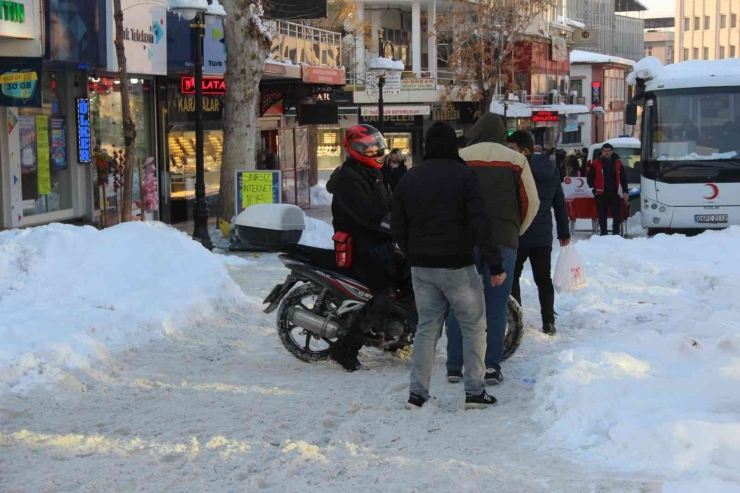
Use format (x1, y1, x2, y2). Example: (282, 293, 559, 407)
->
(180, 76, 226, 95)
(301, 66, 346, 85)
(532, 110, 559, 123)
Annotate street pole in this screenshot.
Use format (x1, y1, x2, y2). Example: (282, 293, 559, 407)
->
(191, 12, 213, 250)
(378, 74, 386, 135)
(503, 102, 508, 133)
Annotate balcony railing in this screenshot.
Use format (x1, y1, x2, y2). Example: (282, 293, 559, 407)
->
(265, 20, 343, 68)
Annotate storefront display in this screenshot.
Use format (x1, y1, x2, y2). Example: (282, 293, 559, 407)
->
(88, 76, 156, 223)
(359, 112, 424, 166)
(11, 71, 74, 220)
(317, 127, 342, 170)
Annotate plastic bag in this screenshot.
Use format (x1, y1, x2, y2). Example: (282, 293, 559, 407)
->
(553, 245, 588, 293)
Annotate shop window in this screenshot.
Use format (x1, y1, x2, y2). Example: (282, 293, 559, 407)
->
(570, 80, 583, 98)
(317, 128, 342, 170)
(89, 78, 155, 222)
(561, 127, 581, 145)
(17, 71, 73, 217)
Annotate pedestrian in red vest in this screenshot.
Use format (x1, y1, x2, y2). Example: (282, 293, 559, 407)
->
(587, 143, 629, 236)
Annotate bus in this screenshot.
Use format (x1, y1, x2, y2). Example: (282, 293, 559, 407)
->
(627, 58, 740, 235)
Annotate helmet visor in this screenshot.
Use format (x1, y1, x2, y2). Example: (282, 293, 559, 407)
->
(350, 132, 388, 160)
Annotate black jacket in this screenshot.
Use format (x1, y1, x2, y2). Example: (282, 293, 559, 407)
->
(380, 161, 408, 191)
(587, 154, 629, 196)
(327, 159, 393, 246)
(519, 154, 570, 249)
(392, 158, 504, 274)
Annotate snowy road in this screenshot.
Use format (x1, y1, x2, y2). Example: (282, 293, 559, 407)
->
(0, 252, 665, 493)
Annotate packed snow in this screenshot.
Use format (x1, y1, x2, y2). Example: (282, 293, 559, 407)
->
(167, 0, 208, 13)
(570, 50, 636, 67)
(2, 216, 740, 492)
(0, 222, 245, 395)
(629, 57, 740, 91)
(310, 180, 333, 206)
(206, 0, 225, 17)
(535, 228, 740, 491)
(299, 215, 334, 249)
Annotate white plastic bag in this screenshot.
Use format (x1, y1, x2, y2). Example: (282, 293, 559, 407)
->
(553, 245, 588, 293)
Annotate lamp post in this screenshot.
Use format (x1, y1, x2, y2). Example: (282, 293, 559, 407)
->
(169, 0, 225, 250)
(368, 56, 402, 136)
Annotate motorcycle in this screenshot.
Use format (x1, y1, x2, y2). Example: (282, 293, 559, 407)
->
(236, 204, 524, 364)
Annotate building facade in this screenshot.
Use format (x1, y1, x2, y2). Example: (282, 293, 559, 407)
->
(644, 18, 675, 65)
(568, 0, 647, 61)
(676, 0, 740, 61)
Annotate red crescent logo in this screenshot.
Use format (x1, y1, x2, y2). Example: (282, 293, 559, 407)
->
(577, 178, 585, 187)
(564, 178, 572, 184)
(704, 183, 719, 200)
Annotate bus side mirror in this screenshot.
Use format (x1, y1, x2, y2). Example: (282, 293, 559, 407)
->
(626, 104, 638, 126)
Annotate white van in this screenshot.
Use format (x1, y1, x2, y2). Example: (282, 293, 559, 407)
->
(587, 137, 642, 186)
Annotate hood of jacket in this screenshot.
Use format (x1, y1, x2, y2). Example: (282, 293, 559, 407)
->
(528, 153, 558, 183)
(466, 113, 507, 146)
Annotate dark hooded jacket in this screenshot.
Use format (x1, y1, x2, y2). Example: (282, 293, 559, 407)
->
(459, 113, 540, 249)
(519, 153, 571, 249)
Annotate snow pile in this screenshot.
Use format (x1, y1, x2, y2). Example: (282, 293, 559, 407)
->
(657, 151, 738, 161)
(368, 57, 405, 72)
(167, 0, 208, 12)
(557, 16, 586, 29)
(627, 56, 664, 85)
(0, 223, 246, 394)
(570, 50, 635, 67)
(533, 228, 740, 489)
(249, 3, 271, 42)
(299, 215, 334, 249)
(206, 0, 225, 17)
(310, 180, 332, 206)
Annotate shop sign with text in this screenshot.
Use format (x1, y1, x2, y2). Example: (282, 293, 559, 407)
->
(359, 114, 423, 129)
(0, 0, 36, 39)
(77, 98, 92, 163)
(106, 0, 167, 75)
(0, 57, 41, 107)
(180, 76, 225, 95)
(236, 170, 281, 215)
(532, 110, 559, 123)
(401, 77, 436, 91)
(301, 66, 345, 85)
(360, 105, 430, 117)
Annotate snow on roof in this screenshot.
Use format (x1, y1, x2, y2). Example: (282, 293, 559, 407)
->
(557, 16, 586, 29)
(490, 101, 532, 118)
(570, 50, 636, 67)
(206, 0, 225, 17)
(538, 103, 591, 115)
(368, 57, 405, 71)
(631, 58, 740, 92)
(591, 137, 641, 149)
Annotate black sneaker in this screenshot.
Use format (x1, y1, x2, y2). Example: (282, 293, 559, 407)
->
(447, 369, 463, 384)
(543, 322, 556, 336)
(485, 368, 504, 386)
(406, 394, 426, 410)
(465, 391, 498, 410)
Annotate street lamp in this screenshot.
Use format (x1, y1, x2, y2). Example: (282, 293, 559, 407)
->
(368, 56, 403, 135)
(169, 0, 226, 250)
(592, 106, 606, 145)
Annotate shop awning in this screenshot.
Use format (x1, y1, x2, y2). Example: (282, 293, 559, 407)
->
(536, 104, 591, 115)
(490, 101, 533, 118)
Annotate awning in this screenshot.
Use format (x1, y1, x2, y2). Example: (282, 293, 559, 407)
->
(490, 101, 533, 118)
(536, 104, 591, 115)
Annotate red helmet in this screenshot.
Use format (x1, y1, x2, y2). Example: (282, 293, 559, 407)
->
(343, 124, 387, 169)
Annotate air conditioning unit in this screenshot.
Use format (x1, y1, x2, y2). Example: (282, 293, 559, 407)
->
(569, 91, 578, 104)
(548, 89, 561, 105)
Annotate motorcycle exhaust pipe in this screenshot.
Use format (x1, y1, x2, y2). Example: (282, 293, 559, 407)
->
(287, 307, 342, 339)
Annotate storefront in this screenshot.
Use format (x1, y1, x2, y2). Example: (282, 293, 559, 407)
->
(359, 105, 429, 166)
(88, 0, 166, 225)
(427, 102, 478, 138)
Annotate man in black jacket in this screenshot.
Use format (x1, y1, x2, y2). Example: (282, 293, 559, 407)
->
(380, 149, 408, 191)
(393, 122, 504, 410)
(327, 124, 395, 372)
(507, 131, 571, 335)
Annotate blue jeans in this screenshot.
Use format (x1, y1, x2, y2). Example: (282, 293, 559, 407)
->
(446, 246, 517, 372)
(410, 266, 487, 400)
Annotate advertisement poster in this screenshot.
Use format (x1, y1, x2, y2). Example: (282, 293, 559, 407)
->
(562, 177, 594, 199)
(235, 170, 281, 215)
(107, 0, 167, 75)
(36, 116, 51, 196)
(50, 117, 68, 170)
(365, 72, 402, 96)
(18, 115, 37, 173)
(0, 57, 42, 108)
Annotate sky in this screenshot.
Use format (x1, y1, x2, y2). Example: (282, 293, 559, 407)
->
(641, 0, 675, 18)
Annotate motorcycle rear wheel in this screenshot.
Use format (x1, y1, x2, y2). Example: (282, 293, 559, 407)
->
(502, 297, 524, 361)
(277, 283, 343, 363)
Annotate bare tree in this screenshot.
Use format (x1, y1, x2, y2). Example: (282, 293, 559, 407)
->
(219, 1, 272, 221)
(112, 0, 137, 223)
(436, 0, 553, 114)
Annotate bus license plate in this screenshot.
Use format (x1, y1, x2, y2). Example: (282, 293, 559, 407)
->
(694, 214, 728, 224)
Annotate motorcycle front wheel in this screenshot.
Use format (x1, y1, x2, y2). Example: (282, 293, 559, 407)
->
(276, 283, 343, 363)
(502, 297, 524, 361)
